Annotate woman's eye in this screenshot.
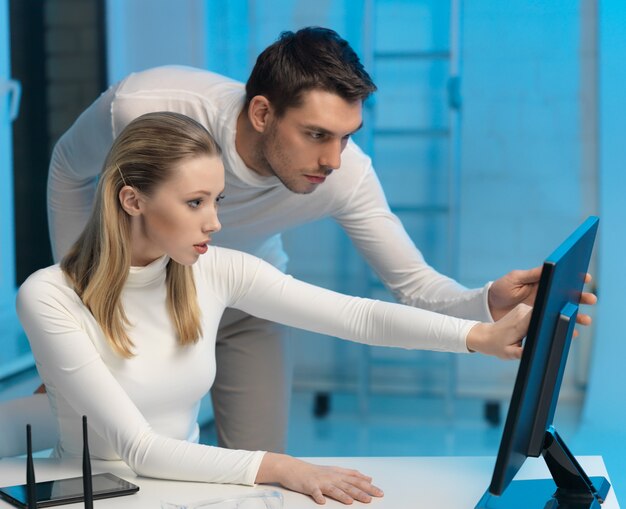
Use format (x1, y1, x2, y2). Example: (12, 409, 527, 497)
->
(216, 194, 225, 204)
(187, 199, 202, 209)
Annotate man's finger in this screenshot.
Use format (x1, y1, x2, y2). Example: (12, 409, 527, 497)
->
(580, 292, 597, 305)
(515, 266, 543, 284)
(576, 314, 592, 326)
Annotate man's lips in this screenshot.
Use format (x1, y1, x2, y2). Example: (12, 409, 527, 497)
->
(305, 175, 327, 184)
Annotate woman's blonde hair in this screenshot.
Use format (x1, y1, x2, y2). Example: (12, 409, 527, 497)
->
(61, 112, 222, 357)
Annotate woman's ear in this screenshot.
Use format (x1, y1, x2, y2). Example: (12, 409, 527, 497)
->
(118, 186, 143, 216)
(248, 95, 273, 133)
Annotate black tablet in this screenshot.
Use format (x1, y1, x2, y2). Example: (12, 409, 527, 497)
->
(0, 472, 139, 508)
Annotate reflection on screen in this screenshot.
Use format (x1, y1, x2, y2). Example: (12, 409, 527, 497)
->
(2, 473, 132, 504)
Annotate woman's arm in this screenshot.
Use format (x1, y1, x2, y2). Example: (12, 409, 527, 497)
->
(16, 275, 264, 485)
(222, 249, 530, 359)
(17, 272, 386, 505)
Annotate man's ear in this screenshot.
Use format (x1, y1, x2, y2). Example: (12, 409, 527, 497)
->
(119, 186, 143, 216)
(248, 95, 273, 133)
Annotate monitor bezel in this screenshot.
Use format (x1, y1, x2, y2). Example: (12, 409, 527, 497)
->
(487, 216, 600, 496)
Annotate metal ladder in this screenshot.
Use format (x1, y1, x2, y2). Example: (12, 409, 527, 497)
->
(354, 0, 464, 418)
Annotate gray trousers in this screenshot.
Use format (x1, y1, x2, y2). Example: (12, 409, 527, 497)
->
(211, 308, 293, 453)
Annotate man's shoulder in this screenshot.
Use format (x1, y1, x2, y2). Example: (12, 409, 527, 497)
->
(323, 140, 375, 192)
(110, 66, 244, 143)
(117, 65, 244, 96)
(336, 140, 373, 179)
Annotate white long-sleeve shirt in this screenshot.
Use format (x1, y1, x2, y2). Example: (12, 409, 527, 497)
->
(16, 247, 477, 485)
(48, 65, 492, 322)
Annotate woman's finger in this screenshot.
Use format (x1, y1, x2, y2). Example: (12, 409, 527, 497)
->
(344, 476, 384, 500)
(324, 484, 354, 505)
(343, 475, 384, 498)
(337, 481, 372, 503)
(311, 487, 326, 505)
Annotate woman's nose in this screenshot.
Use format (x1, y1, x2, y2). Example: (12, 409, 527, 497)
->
(203, 210, 221, 234)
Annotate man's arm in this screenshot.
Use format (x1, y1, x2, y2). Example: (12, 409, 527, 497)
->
(488, 268, 596, 328)
(333, 146, 596, 326)
(333, 148, 492, 322)
(48, 85, 117, 261)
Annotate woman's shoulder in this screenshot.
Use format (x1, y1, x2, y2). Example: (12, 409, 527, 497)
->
(17, 264, 78, 305)
(195, 245, 263, 270)
(192, 245, 289, 309)
(195, 245, 265, 276)
(20, 264, 64, 286)
(193, 246, 267, 288)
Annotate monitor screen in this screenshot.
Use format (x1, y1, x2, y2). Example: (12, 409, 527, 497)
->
(476, 216, 610, 508)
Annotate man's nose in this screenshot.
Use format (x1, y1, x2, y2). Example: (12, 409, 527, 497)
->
(319, 139, 342, 170)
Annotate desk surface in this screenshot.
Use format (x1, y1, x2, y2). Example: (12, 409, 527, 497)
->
(0, 455, 620, 509)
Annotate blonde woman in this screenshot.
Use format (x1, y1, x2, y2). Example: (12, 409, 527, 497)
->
(19, 112, 531, 505)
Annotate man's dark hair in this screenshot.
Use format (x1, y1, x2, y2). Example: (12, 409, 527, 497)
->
(245, 27, 377, 117)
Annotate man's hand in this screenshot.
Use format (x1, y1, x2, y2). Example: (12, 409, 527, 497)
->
(488, 267, 597, 330)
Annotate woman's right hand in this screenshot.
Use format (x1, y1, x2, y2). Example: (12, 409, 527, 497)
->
(256, 453, 384, 505)
(466, 303, 533, 360)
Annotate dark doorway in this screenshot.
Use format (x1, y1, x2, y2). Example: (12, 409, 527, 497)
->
(10, 0, 107, 284)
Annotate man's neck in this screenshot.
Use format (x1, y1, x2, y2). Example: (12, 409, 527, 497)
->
(235, 108, 270, 176)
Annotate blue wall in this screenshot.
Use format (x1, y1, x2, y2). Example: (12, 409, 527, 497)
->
(2, 0, 624, 490)
(576, 0, 626, 498)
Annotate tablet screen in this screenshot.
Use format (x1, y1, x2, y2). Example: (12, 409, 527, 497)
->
(0, 472, 139, 508)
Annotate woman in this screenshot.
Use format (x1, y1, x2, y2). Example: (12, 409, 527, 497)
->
(17, 112, 531, 505)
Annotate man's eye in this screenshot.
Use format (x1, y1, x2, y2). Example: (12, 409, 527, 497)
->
(309, 131, 324, 140)
(187, 199, 202, 209)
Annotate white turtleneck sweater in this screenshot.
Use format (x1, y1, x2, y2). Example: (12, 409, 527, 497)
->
(48, 66, 493, 322)
(16, 246, 477, 486)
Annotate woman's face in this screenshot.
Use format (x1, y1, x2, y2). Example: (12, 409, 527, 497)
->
(128, 154, 225, 266)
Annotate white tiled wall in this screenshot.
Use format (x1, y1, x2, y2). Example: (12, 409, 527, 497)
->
(459, 1, 589, 286)
(280, 1, 595, 400)
(454, 0, 594, 400)
(1, 1, 597, 405)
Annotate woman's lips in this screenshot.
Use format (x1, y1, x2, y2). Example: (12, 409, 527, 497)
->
(193, 243, 208, 254)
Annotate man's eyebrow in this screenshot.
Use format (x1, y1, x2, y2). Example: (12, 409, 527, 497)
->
(348, 122, 364, 135)
(303, 122, 363, 137)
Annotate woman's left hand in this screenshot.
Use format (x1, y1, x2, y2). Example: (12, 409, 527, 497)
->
(256, 453, 384, 505)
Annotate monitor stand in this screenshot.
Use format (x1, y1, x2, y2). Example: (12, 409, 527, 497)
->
(476, 427, 611, 508)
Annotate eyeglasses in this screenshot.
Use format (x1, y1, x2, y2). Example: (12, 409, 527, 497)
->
(161, 489, 284, 509)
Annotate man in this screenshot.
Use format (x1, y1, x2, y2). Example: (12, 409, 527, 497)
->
(47, 27, 593, 453)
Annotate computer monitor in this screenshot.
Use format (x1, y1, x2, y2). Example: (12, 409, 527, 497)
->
(475, 216, 611, 509)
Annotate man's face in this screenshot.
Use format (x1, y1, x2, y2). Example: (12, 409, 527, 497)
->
(257, 90, 363, 194)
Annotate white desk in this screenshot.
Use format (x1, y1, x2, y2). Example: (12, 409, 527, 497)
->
(0, 456, 619, 508)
